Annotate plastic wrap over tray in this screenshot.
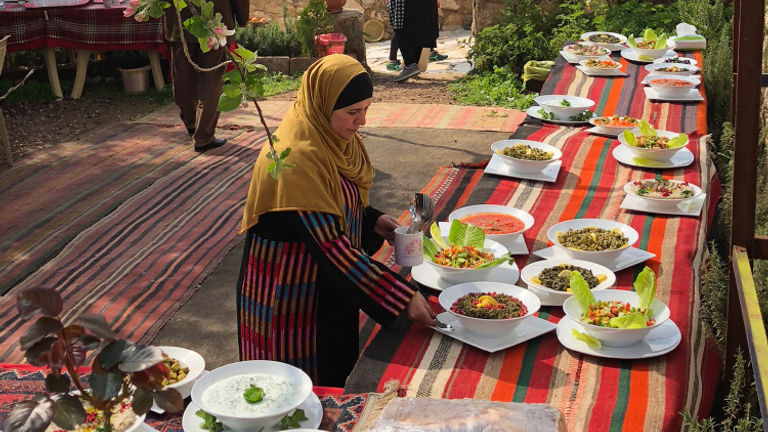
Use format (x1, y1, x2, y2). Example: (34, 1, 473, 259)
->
(366, 397, 565, 432)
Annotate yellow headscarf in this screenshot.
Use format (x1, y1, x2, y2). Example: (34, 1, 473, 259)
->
(240, 55, 375, 233)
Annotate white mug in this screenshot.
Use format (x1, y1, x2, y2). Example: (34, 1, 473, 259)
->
(394, 226, 423, 267)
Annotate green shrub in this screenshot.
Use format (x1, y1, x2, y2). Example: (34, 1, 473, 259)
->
(448, 66, 536, 109)
(295, 0, 334, 57)
(235, 21, 301, 57)
(598, 0, 680, 36)
(550, 0, 607, 54)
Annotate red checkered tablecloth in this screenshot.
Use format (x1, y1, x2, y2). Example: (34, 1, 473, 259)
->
(0, 1, 163, 52)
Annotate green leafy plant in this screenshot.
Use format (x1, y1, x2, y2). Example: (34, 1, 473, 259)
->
(1, 288, 184, 432)
(294, 0, 334, 58)
(598, 0, 680, 37)
(448, 66, 536, 110)
(234, 20, 301, 57)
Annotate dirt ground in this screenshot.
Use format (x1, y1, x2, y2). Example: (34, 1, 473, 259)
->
(2, 71, 459, 164)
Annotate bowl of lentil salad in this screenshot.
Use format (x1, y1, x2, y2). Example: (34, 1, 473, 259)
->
(424, 238, 510, 284)
(623, 179, 702, 209)
(562, 289, 670, 347)
(617, 128, 689, 161)
(490, 139, 562, 173)
(547, 219, 639, 262)
(438, 281, 540, 338)
(520, 258, 615, 306)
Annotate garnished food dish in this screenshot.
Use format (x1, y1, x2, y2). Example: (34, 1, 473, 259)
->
(534, 95, 595, 122)
(591, 115, 638, 128)
(660, 57, 694, 65)
(459, 212, 527, 234)
(582, 59, 622, 69)
(497, 143, 553, 161)
(620, 120, 688, 157)
(161, 354, 190, 386)
(434, 244, 496, 269)
(627, 28, 671, 60)
(45, 401, 140, 432)
(587, 33, 621, 44)
(628, 178, 695, 199)
(201, 373, 299, 417)
(450, 291, 528, 319)
(649, 77, 694, 87)
(581, 300, 656, 327)
(532, 264, 605, 292)
(556, 226, 628, 251)
(564, 43, 610, 57)
(654, 65, 689, 73)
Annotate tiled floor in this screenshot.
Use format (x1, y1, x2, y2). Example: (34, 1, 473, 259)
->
(365, 29, 473, 75)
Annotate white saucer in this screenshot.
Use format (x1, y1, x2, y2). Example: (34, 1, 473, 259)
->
(438, 221, 529, 255)
(643, 86, 704, 102)
(484, 153, 561, 183)
(556, 315, 681, 359)
(575, 65, 628, 77)
(532, 246, 656, 272)
(559, 50, 612, 64)
(612, 145, 695, 169)
(620, 48, 677, 63)
(586, 126, 626, 137)
(621, 193, 706, 217)
(411, 258, 520, 291)
(182, 392, 322, 431)
(432, 312, 556, 353)
(526, 106, 594, 125)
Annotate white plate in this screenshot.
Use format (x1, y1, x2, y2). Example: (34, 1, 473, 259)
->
(556, 315, 681, 359)
(432, 312, 556, 353)
(620, 48, 676, 63)
(575, 65, 628, 77)
(182, 392, 322, 432)
(438, 221, 529, 255)
(526, 106, 594, 125)
(643, 86, 704, 102)
(641, 74, 700, 86)
(621, 192, 706, 217)
(533, 246, 655, 272)
(652, 56, 697, 66)
(560, 50, 612, 64)
(485, 153, 561, 183)
(612, 145, 695, 169)
(411, 257, 520, 291)
(520, 258, 615, 306)
(643, 62, 700, 75)
(580, 31, 627, 51)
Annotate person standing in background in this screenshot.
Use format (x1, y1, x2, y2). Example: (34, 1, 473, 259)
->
(163, 0, 249, 152)
(388, 0, 439, 82)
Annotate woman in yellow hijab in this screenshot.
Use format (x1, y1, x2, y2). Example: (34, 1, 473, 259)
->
(238, 54, 435, 385)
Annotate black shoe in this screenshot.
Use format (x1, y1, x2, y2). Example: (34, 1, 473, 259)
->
(194, 137, 227, 153)
(187, 127, 195, 136)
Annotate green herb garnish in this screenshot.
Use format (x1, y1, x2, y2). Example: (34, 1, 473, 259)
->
(537, 108, 556, 120)
(560, 99, 571, 106)
(279, 408, 309, 430)
(243, 384, 265, 403)
(196, 410, 223, 432)
(570, 110, 594, 121)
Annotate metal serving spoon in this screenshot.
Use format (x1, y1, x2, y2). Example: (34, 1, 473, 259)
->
(406, 193, 435, 234)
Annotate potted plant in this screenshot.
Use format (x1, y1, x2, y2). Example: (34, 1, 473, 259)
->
(111, 50, 151, 94)
(295, 0, 335, 58)
(1, 288, 184, 432)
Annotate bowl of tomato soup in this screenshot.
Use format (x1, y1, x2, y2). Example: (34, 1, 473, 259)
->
(645, 74, 699, 98)
(449, 204, 534, 246)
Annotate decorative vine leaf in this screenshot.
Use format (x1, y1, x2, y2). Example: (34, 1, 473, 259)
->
(76, 314, 116, 340)
(2, 399, 54, 432)
(45, 372, 71, 393)
(79, 334, 101, 350)
(218, 93, 242, 112)
(118, 344, 163, 372)
(131, 387, 154, 415)
(17, 288, 63, 319)
(50, 394, 86, 431)
(89, 370, 123, 401)
(20, 317, 63, 351)
(25, 337, 56, 366)
(153, 388, 185, 413)
(97, 339, 131, 370)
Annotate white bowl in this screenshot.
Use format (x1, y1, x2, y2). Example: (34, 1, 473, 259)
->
(157, 345, 206, 399)
(644, 62, 700, 75)
(490, 139, 562, 173)
(617, 128, 689, 161)
(533, 95, 595, 121)
(448, 204, 534, 245)
(562, 289, 670, 347)
(629, 38, 672, 59)
(588, 115, 639, 135)
(424, 238, 509, 284)
(623, 179, 702, 208)
(644, 74, 700, 98)
(438, 281, 540, 338)
(191, 360, 313, 431)
(563, 42, 611, 61)
(547, 218, 638, 262)
(652, 56, 697, 66)
(578, 58, 623, 72)
(580, 31, 627, 48)
(520, 258, 615, 306)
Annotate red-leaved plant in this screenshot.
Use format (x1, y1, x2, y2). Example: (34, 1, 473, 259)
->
(2, 287, 184, 432)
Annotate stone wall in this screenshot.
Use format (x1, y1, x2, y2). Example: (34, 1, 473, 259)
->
(250, 0, 474, 36)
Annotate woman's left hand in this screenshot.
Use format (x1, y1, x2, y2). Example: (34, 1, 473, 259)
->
(374, 214, 400, 245)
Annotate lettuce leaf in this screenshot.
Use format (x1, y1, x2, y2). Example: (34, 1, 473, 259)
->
(610, 311, 647, 329)
(643, 28, 657, 43)
(627, 34, 636, 48)
(638, 55, 654, 62)
(569, 270, 595, 311)
(632, 157, 667, 167)
(448, 219, 485, 249)
(429, 222, 449, 250)
(637, 119, 656, 137)
(656, 33, 668, 49)
(622, 129, 637, 147)
(422, 234, 439, 263)
(665, 133, 688, 149)
(634, 266, 656, 315)
(571, 329, 602, 349)
(474, 252, 514, 269)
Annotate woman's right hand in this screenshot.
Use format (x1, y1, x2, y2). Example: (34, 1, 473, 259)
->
(405, 292, 437, 326)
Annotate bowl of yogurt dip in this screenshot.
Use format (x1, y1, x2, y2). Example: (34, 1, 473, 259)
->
(190, 360, 313, 431)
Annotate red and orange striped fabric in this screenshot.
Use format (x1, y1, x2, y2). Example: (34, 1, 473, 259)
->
(347, 52, 722, 431)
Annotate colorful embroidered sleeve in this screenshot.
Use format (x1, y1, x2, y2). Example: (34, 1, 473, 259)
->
(297, 211, 416, 326)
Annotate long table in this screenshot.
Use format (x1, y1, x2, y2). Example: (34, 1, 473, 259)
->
(345, 52, 722, 431)
(0, 1, 165, 99)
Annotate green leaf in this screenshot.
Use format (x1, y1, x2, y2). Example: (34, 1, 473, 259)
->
(153, 388, 185, 413)
(76, 314, 116, 340)
(279, 147, 291, 159)
(148, 3, 164, 19)
(243, 384, 264, 403)
(200, 0, 213, 18)
(448, 219, 485, 249)
(50, 394, 86, 431)
(3, 399, 54, 432)
(622, 129, 637, 147)
(20, 317, 62, 351)
(634, 266, 657, 314)
(422, 234, 438, 262)
(268, 162, 280, 179)
(88, 371, 123, 401)
(627, 34, 636, 47)
(234, 47, 254, 60)
(97, 339, 131, 370)
(118, 344, 163, 372)
(655, 33, 668, 49)
(569, 271, 595, 310)
(637, 119, 655, 137)
(428, 222, 450, 250)
(279, 408, 308, 430)
(25, 337, 56, 366)
(666, 133, 688, 149)
(474, 253, 514, 269)
(222, 83, 241, 98)
(218, 93, 242, 112)
(184, 17, 210, 39)
(195, 410, 223, 432)
(631, 157, 666, 167)
(17, 287, 63, 319)
(172, 0, 185, 8)
(131, 387, 154, 416)
(637, 55, 654, 62)
(571, 329, 602, 349)
(221, 70, 242, 86)
(643, 28, 657, 42)
(610, 311, 647, 328)
(45, 373, 71, 393)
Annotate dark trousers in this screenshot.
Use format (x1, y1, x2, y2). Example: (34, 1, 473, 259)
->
(170, 40, 226, 146)
(389, 34, 399, 61)
(394, 30, 419, 65)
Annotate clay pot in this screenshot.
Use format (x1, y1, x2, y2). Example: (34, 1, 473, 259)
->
(325, 0, 345, 12)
